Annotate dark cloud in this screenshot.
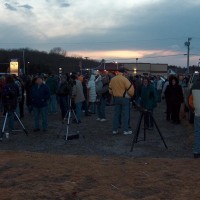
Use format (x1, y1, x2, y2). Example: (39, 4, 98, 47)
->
(4, 3, 17, 11)
(60, 3, 70, 8)
(20, 4, 33, 10)
(45, 0, 71, 8)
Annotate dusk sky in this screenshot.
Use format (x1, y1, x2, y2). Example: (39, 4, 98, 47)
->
(1, 0, 200, 66)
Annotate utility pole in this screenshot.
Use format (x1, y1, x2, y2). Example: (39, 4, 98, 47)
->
(22, 49, 26, 74)
(184, 37, 192, 74)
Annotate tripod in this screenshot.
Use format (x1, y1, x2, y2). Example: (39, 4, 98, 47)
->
(130, 108, 168, 151)
(0, 111, 28, 141)
(59, 96, 79, 140)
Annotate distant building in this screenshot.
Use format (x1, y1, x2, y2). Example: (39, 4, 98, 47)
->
(122, 63, 168, 76)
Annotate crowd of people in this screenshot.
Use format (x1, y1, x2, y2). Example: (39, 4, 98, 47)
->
(0, 70, 199, 158)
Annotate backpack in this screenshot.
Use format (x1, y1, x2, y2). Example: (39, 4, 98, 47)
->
(2, 83, 18, 110)
(56, 82, 70, 96)
(3, 84, 18, 101)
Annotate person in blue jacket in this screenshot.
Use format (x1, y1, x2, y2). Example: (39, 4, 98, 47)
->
(31, 76, 50, 132)
(140, 77, 157, 129)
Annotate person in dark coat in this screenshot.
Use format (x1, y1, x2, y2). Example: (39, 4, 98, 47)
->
(56, 75, 70, 119)
(31, 76, 50, 132)
(165, 76, 183, 124)
(140, 77, 157, 129)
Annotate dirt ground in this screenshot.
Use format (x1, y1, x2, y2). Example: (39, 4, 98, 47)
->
(0, 152, 200, 200)
(0, 101, 198, 199)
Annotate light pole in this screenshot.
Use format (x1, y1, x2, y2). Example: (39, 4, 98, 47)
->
(27, 61, 30, 75)
(184, 37, 192, 74)
(136, 58, 138, 72)
(22, 49, 26, 74)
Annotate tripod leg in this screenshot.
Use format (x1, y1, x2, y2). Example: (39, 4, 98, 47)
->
(151, 113, 168, 149)
(0, 112, 8, 140)
(65, 110, 71, 140)
(130, 112, 144, 152)
(72, 110, 78, 123)
(144, 112, 147, 141)
(14, 112, 28, 135)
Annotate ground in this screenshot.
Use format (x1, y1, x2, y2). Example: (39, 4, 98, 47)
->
(0, 101, 198, 200)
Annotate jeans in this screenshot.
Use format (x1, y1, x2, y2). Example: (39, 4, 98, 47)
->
(33, 106, 48, 130)
(88, 102, 96, 113)
(82, 100, 89, 115)
(75, 102, 82, 122)
(58, 96, 69, 119)
(157, 90, 162, 103)
(194, 116, 200, 154)
(97, 97, 106, 119)
(48, 94, 57, 114)
(113, 97, 130, 132)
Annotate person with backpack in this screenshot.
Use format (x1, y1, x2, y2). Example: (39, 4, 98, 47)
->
(31, 76, 50, 132)
(56, 75, 70, 119)
(109, 69, 134, 135)
(1, 75, 19, 132)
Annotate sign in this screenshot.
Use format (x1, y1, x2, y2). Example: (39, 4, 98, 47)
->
(10, 59, 19, 76)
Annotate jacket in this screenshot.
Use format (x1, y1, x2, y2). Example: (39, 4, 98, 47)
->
(72, 80, 85, 103)
(140, 84, 157, 110)
(109, 74, 134, 97)
(191, 79, 200, 116)
(87, 75, 97, 102)
(46, 76, 59, 95)
(165, 84, 183, 105)
(31, 83, 50, 108)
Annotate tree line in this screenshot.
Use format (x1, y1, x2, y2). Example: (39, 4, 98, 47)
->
(0, 48, 100, 75)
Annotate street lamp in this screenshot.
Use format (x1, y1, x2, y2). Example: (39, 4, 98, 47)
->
(113, 61, 118, 70)
(184, 37, 192, 74)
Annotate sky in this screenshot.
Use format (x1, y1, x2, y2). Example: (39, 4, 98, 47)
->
(1, 0, 200, 67)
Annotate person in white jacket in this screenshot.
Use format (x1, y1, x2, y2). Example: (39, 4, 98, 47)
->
(189, 76, 200, 158)
(87, 74, 97, 114)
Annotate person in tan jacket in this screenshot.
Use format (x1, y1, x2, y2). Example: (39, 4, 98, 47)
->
(109, 69, 134, 135)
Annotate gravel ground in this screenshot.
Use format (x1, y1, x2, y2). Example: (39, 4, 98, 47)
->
(0, 101, 194, 158)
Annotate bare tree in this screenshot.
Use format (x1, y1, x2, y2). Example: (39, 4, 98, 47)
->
(49, 47, 67, 56)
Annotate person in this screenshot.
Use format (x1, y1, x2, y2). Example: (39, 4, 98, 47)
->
(87, 74, 97, 114)
(18, 78, 25, 118)
(46, 73, 59, 114)
(156, 76, 163, 103)
(162, 75, 171, 120)
(96, 74, 110, 122)
(140, 77, 157, 129)
(13, 75, 22, 116)
(71, 74, 85, 123)
(82, 76, 90, 116)
(31, 76, 50, 132)
(189, 75, 200, 158)
(1, 75, 19, 133)
(109, 69, 134, 135)
(56, 75, 70, 119)
(165, 76, 183, 124)
(25, 76, 35, 114)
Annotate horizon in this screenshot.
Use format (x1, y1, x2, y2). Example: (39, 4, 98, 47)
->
(1, 0, 200, 67)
